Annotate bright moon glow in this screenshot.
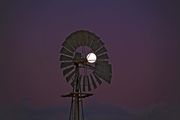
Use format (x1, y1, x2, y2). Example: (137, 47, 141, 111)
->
(86, 53, 97, 63)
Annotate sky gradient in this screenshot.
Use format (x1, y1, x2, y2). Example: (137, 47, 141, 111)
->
(1, 0, 180, 119)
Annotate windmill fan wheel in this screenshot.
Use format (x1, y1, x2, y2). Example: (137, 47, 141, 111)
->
(59, 30, 112, 92)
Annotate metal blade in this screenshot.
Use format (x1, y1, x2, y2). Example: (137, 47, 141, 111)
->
(97, 53, 109, 60)
(77, 32, 83, 46)
(72, 32, 82, 47)
(95, 40, 104, 51)
(60, 55, 73, 61)
(67, 33, 77, 49)
(60, 47, 73, 57)
(62, 40, 75, 52)
(94, 63, 112, 84)
(91, 40, 104, 51)
(83, 32, 89, 46)
(82, 76, 86, 91)
(70, 32, 81, 48)
(74, 74, 82, 91)
(60, 62, 74, 69)
(90, 39, 99, 51)
(71, 76, 77, 87)
(86, 35, 93, 47)
(63, 66, 74, 76)
(92, 72, 102, 85)
(78, 31, 88, 46)
(95, 63, 112, 74)
(91, 39, 99, 51)
(74, 52, 82, 62)
(66, 70, 76, 82)
(78, 75, 82, 90)
(96, 72, 111, 84)
(82, 75, 90, 91)
(66, 35, 78, 49)
(89, 33, 100, 49)
(87, 76, 91, 91)
(96, 61, 109, 64)
(95, 47, 107, 56)
(90, 74, 97, 89)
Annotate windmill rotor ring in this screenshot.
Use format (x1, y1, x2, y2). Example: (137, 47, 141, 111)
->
(59, 30, 112, 92)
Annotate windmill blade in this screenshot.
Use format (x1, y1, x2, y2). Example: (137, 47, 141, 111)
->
(92, 72, 102, 85)
(61, 62, 74, 69)
(72, 74, 82, 90)
(60, 55, 73, 61)
(77, 31, 88, 46)
(86, 35, 93, 47)
(90, 39, 98, 51)
(89, 74, 97, 89)
(71, 76, 77, 87)
(66, 70, 76, 82)
(66, 35, 78, 49)
(72, 33, 82, 48)
(60, 47, 74, 57)
(80, 31, 88, 46)
(94, 63, 112, 84)
(97, 53, 109, 60)
(62, 40, 75, 52)
(76, 32, 83, 46)
(95, 40, 104, 51)
(95, 63, 112, 74)
(82, 76, 86, 91)
(66, 31, 84, 49)
(96, 61, 109, 64)
(87, 76, 91, 91)
(82, 75, 91, 91)
(78, 75, 82, 90)
(89, 34, 100, 49)
(91, 40, 104, 51)
(94, 71, 111, 84)
(98, 74, 111, 84)
(63, 66, 75, 76)
(95, 46, 107, 56)
(72, 32, 82, 47)
(74, 52, 82, 61)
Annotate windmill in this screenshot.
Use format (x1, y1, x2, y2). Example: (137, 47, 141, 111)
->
(59, 30, 112, 120)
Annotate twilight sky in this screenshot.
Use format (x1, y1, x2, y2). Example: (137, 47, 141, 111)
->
(1, 0, 180, 119)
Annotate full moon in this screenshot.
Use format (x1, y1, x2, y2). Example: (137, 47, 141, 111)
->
(86, 53, 97, 63)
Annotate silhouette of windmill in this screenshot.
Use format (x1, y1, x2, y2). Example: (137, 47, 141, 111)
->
(59, 30, 112, 120)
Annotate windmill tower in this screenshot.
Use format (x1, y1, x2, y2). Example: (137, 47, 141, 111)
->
(59, 30, 112, 120)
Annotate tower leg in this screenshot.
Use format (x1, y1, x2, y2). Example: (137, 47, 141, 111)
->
(69, 93, 83, 120)
(62, 92, 93, 120)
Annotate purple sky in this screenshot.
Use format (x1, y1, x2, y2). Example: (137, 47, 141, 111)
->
(1, 0, 180, 119)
